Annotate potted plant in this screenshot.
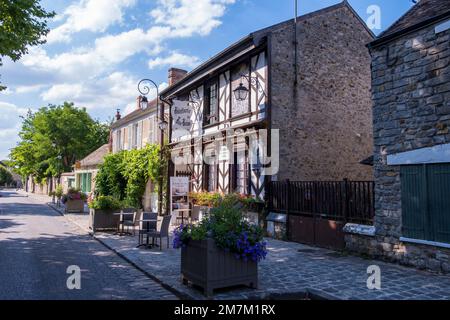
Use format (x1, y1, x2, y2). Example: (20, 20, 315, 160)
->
(61, 188, 86, 213)
(173, 194, 267, 297)
(49, 191, 56, 204)
(88, 196, 122, 232)
(54, 185, 64, 207)
(189, 191, 222, 219)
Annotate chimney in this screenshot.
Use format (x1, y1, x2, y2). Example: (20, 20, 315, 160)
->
(168, 68, 188, 86)
(115, 109, 121, 121)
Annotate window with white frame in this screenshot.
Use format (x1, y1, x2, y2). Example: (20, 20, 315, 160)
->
(132, 123, 139, 149)
(116, 130, 122, 151)
(149, 116, 156, 143)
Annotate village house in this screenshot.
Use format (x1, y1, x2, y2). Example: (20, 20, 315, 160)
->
(73, 144, 110, 194)
(160, 1, 375, 244)
(345, 0, 450, 273)
(109, 70, 181, 210)
(60, 172, 75, 193)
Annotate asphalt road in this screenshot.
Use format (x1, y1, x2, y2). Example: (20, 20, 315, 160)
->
(0, 189, 177, 300)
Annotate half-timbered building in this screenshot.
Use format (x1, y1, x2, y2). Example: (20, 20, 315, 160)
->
(161, 1, 375, 201)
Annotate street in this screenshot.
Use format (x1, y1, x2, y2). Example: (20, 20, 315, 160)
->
(0, 189, 177, 300)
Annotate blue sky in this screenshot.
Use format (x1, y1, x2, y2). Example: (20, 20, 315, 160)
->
(0, 0, 416, 160)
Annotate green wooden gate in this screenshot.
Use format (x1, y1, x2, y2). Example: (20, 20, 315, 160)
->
(401, 164, 450, 244)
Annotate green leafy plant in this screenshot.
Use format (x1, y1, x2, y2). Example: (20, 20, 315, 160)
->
(88, 195, 122, 211)
(0, 166, 13, 185)
(189, 191, 223, 207)
(0, 0, 55, 91)
(54, 185, 63, 198)
(173, 195, 267, 262)
(9, 103, 110, 183)
(95, 144, 167, 209)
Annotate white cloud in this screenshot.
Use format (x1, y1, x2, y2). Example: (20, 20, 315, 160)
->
(22, 0, 236, 81)
(150, 0, 236, 37)
(148, 52, 200, 69)
(5, 0, 236, 151)
(47, 0, 137, 43)
(15, 84, 47, 94)
(39, 72, 168, 116)
(23, 27, 171, 80)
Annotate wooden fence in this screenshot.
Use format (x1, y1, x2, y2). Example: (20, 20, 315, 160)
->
(269, 179, 375, 225)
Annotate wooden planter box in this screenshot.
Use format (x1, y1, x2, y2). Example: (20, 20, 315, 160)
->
(181, 237, 258, 297)
(65, 199, 85, 213)
(89, 209, 120, 233)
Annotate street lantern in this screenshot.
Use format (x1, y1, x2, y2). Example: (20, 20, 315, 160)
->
(233, 82, 249, 101)
(140, 95, 148, 109)
(138, 78, 166, 216)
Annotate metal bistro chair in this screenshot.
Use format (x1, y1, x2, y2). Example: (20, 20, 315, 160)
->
(116, 208, 137, 235)
(145, 215, 172, 250)
(190, 206, 201, 224)
(138, 212, 158, 247)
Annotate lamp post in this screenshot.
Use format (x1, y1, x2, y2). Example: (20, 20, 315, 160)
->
(233, 74, 266, 101)
(138, 79, 167, 216)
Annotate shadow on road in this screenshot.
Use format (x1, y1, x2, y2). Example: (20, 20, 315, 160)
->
(0, 230, 147, 300)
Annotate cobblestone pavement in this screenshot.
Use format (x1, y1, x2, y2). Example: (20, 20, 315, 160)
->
(0, 190, 177, 300)
(23, 190, 450, 300)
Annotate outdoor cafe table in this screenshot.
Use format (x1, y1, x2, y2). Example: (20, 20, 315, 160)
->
(137, 218, 158, 249)
(113, 212, 135, 236)
(173, 208, 191, 225)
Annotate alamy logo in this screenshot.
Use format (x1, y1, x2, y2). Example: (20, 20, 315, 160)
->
(66, 265, 81, 290)
(367, 265, 381, 290)
(366, 5, 381, 30)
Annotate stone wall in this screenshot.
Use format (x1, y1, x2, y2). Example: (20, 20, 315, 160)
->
(346, 21, 450, 273)
(269, 4, 374, 182)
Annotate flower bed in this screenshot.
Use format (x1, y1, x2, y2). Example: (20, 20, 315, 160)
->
(61, 188, 87, 213)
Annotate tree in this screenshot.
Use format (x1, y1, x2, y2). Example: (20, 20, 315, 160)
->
(0, 0, 55, 90)
(0, 166, 13, 186)
(10, 102, 110, 182)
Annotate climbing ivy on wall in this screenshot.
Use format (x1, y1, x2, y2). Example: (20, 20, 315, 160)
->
(95, 144, 167, 208)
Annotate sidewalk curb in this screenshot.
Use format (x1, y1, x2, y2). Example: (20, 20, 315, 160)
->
(45, 201, 190, 300)
(91, 235, 193, 300)
(45, 198, 339, 301)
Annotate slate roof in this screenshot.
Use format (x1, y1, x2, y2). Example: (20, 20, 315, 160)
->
(78, 144, 110, 169)
(376, 0, 450, 41)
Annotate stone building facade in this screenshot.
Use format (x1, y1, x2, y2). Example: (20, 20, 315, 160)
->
(268, 2, 374, 181)
(161, 1, 374, 202)
(345, 0, 450, 273)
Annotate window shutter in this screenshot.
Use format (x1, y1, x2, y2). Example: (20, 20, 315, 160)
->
(149, 116, 155, 143)
(203, 164, 209, 192)
(427, 164, 450, 243)
(138, 121, 142, 148)
(401, 166, 427, 240)
(128, 125, 132, 150)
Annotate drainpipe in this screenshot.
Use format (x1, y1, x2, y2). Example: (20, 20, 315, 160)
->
(294, 0, 298, 86)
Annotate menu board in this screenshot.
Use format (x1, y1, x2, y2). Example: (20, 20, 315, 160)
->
(170, 177, 190, 216)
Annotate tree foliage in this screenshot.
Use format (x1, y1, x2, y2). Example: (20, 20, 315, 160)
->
(10, 102, 110, 182)
(0, 0, 55, 90)
(95, 144, 167, 208)
(0, 166, 13, 185)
